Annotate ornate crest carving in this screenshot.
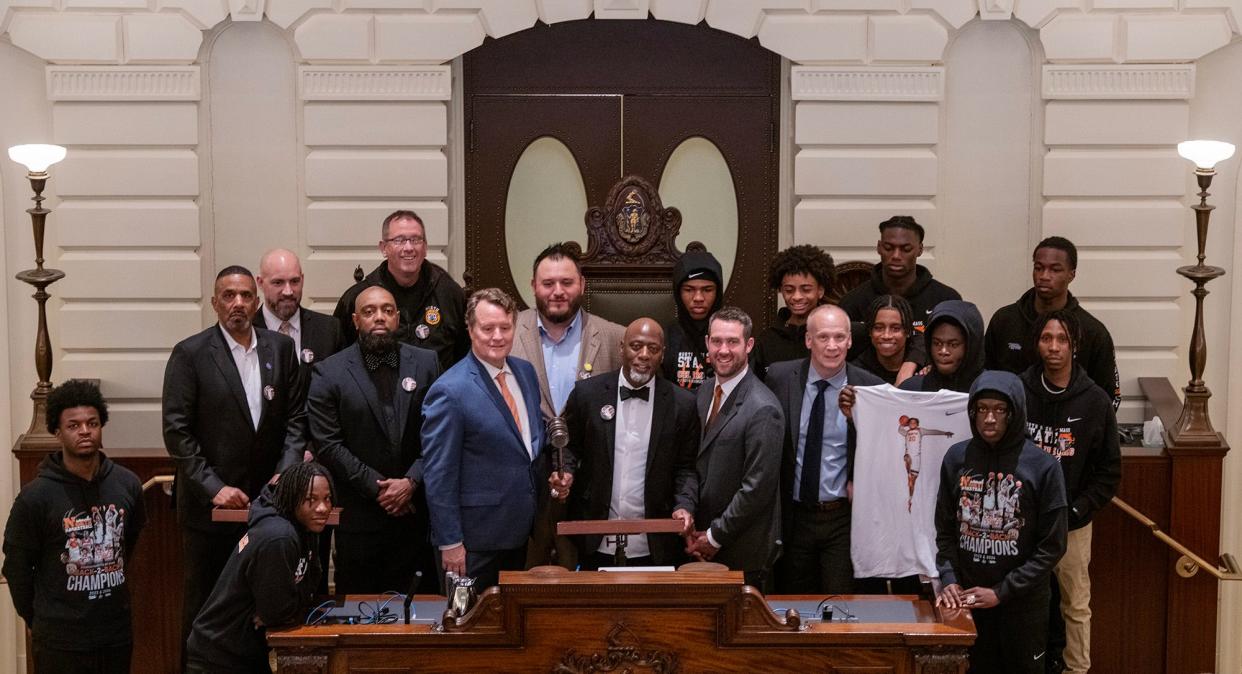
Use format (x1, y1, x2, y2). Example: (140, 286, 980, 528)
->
(913, 646, 969, 674)
(554, 622, 679, 673)
(274, 648, 329, 674)
(582, 175, 682, 264)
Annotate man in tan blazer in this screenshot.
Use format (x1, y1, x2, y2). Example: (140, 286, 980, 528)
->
(510, 243, 625, 566)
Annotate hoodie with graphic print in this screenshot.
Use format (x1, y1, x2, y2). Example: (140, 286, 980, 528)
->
(2, 452, 145, 650)
(661, 251, 724, 391)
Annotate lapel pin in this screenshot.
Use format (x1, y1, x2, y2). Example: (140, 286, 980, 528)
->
(263, 385, 275, 401)
(580, 362, 593, 380)
(600, 404, 615, 421)
(415, 324, 430, 340)
(401, 377, 417, 392)
(301, 348, 315, 364)
(264, 362, 272, 370)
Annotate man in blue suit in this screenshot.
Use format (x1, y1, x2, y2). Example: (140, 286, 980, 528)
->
(422, 287, 546, 589)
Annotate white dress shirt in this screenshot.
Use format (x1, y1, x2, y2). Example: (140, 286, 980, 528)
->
(480, 357, 533, 459)
(599, 374, 656, 558)
(261, 304, 301, 354)
(219, 325, 261, 430)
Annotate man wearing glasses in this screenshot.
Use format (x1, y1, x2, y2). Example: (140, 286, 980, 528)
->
(334, 210, 467, 372)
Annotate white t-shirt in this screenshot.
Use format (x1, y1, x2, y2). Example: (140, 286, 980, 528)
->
(851, 384, 970, 579)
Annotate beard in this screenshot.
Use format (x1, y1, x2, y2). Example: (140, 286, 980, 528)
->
(535, 294, 582, 325)
(358, 328, 398, 354)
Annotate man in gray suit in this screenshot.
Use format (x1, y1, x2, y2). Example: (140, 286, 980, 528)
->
(766, 304, 884, 594)
(510, 243, 625, 567)
(673, 306, 784, 590)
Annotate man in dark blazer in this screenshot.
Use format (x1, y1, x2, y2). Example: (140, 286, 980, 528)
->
(309, 286, 441, 594)
(766, 304, 884, 594)
(673, 307, 784, 590)
(422, 288, 546, 589)
(560, 317, 699, 568)
(162, 265, 306, 650)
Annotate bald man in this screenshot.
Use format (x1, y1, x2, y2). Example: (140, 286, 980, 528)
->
(559, 318, 701, 568)
(308, 286, 442, 594)
(254, 248, 343, 370)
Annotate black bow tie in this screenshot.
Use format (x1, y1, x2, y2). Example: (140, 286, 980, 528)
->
(619, 385, 649, 402)
(363, 349, 399, 371)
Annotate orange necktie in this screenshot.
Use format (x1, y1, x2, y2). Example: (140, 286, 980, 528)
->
(496, 371, 523, 435)
(706, 384, 723, 430)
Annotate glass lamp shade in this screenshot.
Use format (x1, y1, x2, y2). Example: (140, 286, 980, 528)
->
(1177, 140, 1235, 171)
(7, 144, 67, 173)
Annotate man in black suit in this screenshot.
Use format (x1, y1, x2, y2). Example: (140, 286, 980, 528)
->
(254, 248, 344, 373)
(309, 286, 441, 594)
(162, 265, 307, 650)
(560, 318, 700, 568)
(673, 307, 784, 590)
(766, 304, 884, 594)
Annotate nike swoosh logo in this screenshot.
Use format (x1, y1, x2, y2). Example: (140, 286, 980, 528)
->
(1033, 652, 1045, 661)
(1067, 417, 1082, 423)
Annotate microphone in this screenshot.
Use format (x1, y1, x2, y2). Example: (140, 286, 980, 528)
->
(404, 571, 422, 624)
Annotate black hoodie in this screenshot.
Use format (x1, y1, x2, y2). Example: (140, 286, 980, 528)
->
(186, 485, 320, 671)
(1021, 363, 1121, 530)
(2, 452, 145, 650)
(751, 307, 808, 381)
(839, 263, 961, 334)
(900, 300, 985, 394)
(935, 371, 1067, 605)
(984, 288, 1120, 411)
(661, 251, 724, 390)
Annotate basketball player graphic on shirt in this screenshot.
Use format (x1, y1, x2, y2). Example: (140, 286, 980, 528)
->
(898, 416, 954, 512)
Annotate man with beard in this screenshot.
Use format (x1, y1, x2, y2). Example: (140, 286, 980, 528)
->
(308, 286, 441, 594)
(255, 248, 343, 375)
(334, 210, 467, 372)
(661, 251, 724, 391)
(935, 371, 1067, 673)
(558, 318, 700, 568)
(163, 266, 306, 654)
(510, 243, 625, 566)
(4, 380, 145, 674)
(674, 307, 784, 590)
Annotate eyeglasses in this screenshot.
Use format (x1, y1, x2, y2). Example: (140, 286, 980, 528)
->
(384, 236, 425, 247)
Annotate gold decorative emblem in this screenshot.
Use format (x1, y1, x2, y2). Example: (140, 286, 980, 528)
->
(554, 623, 678, 673)
(424, 306, 441, 326)
(615, 188, 649, 244)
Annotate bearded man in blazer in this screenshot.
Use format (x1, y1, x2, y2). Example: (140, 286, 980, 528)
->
(673, 307, 784, 590)
(253, 248, 343, 372)
(309, 286, 441, 594)
(422, 288, 546, 589)
(560, 318, 700, 568)
(162, 265, 307, 651)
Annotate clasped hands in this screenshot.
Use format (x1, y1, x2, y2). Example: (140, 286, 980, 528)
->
(377, 477, 414, 516)
(935, 583, 998, 610)
(670, 508, 716, 561)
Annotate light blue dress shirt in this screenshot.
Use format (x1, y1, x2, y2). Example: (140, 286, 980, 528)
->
(538, 309, 583, 414)
(793, 365, 849, 502)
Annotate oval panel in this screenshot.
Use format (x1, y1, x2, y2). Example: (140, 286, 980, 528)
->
(505, 136, 590, 308)
(658, 137, 739, 288)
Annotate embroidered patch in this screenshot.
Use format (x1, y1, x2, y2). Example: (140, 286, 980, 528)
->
(424, 306, 441, 326)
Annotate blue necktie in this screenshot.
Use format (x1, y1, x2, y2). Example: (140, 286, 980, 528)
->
(799, 379, 831, 504)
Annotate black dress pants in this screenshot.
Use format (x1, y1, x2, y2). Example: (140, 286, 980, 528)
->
(180, 525, 245, 656)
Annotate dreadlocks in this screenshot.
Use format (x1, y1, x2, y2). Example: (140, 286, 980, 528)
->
(271, 462, 335, 524)
(1032, 308, 1081, 356)
(866, 294, 915, 336)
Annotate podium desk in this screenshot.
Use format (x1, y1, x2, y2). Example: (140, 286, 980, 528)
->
(268, 569, 974, 673)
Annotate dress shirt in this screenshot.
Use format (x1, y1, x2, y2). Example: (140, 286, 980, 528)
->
(705, 365, 748, 549)
(794, 364, 849, 502)
(599, 374, 656, 558)
(479, 357, 533, 459)
(538, 310, 583, 415)
(261, 304, 301, 354)
(219, 325, 261, 430)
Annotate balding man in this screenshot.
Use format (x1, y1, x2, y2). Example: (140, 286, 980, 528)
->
(559, 318, 701, 568)
(308, 286, 441, 594)
(255, 248, 343, 371)
(765, 304, 884, 593)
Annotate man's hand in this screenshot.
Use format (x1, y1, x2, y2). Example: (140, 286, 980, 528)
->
(838, 385, 856, 420)
(896, 361, 918, 386)
(441, 545, 467, 576)
(685, 531, 718, 561)
(671, 509, 694, 536)
(548, 471, 573, 502)
(961, 586, 999, 609)
(376, 477, 414, 516)
(935, 583, 965, 609)
(212, 486, 250, 509)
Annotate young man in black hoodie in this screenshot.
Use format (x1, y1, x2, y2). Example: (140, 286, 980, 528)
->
(900, 300, 985, 394)
(3, 380, 145, 674)
(661, 250, 724, 390)
(985, 236, 1120, 411)
(935, 371, 1067, 674)
(186, 461, 334, 674)
(1021, 310, 1121, 674)
(751, 244, 834, 380)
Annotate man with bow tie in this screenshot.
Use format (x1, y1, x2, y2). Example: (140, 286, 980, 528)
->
(558, 318, 700, 568)
(308, 285, 441, 594)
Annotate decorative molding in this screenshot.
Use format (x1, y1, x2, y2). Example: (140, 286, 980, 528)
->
(299, 66, 453, 101)
(791, 66, 944, 102)
(46, 66, 201, 101)
(1042, 64, 1196, 100)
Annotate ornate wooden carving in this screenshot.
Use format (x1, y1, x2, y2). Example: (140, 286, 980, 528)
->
(275, 648, 330, 674)
(581, 175, 683, 268)
(913, 646, 969, 674)
(437, 585, 506, 634)
(554, 622, 679, 674)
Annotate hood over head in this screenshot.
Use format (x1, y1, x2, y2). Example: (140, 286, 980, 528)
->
(671, 250, 724, 354)
(968, 370, 1028, 450)
(922, 300, 985, 392)
(248, 483, 283, 528)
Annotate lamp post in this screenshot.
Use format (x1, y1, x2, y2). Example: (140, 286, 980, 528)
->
(1170, 139, 1234, 445)
(7, 143, 67, 444)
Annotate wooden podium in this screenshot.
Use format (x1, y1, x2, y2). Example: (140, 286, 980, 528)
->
(557, 517, 685, 565)
(268, 569, 974, 673)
